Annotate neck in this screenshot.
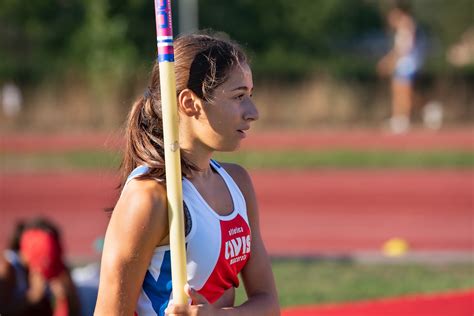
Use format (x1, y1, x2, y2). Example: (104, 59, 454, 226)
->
(179, 119, 218, 178)
(180, 141, 214, 179)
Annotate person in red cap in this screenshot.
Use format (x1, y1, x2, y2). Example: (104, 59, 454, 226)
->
(0, 217, 80, 316)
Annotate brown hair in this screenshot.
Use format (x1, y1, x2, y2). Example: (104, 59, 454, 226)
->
(121, 32, 247, 185)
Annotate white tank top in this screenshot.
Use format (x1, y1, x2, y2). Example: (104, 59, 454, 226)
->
(128, 160, 252, 316)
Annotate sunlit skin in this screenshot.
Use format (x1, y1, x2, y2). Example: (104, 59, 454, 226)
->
(94, 63, 279, 316)
(178, 63, 259, 216)
(179, 62, 258, 168)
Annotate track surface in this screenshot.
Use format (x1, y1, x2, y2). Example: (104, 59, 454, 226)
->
(1, 130, 473, 315)
(282, 290, 474, 316)
(2, 128, 473, 153)
(1, 129, 473, 259)
(1, 170, 472, 259)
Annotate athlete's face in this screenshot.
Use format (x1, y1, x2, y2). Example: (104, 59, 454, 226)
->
(198, 62, 259, 151)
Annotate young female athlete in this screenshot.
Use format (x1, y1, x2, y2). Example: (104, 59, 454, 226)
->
(377, 2, 424, 133)
(94, 33, 280, 315)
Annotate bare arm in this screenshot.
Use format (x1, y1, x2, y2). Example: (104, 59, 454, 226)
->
(214, 286, 235, 308)
(226, 164, 280, 316)
(94, 179, 169, 315)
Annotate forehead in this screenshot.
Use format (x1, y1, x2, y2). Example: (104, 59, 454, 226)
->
(220, 63, 253, 90)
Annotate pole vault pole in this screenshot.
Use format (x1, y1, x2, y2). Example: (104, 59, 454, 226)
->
(154, 0, 188, 304)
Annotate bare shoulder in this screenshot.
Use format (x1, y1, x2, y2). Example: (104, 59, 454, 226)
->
(111, 178, 169, 246)
(115, 177, 168, 223)
(218, 162, 257, 210)
(219, 162, 254, 193)
(120, 178, 167, 210)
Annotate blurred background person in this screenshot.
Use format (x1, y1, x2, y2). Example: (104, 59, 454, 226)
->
(377, 1, 425, 133)
(0, 217, 80, 316)
(1, 82, 22, 118)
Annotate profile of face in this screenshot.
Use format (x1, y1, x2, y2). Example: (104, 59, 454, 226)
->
(182, 62, 259, 152)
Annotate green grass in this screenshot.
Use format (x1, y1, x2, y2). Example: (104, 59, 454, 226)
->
(215, 150, 474, 170)
(1, 149, 473, 171)
(1, 150, 122, 171)
(235, 259, 474, 307)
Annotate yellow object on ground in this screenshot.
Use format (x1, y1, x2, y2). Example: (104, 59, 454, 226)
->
(382, 238, 410, 257)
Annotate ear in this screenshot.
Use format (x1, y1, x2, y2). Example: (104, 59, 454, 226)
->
(178, 89, 202, 119)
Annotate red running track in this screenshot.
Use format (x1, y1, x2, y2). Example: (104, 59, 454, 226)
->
(255, 170, 473, 256)
(282, 290, 474, 316)
(1, 128, 473, 153)
(1, 170, 472, 259)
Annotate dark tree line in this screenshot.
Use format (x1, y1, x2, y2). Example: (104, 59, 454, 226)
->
(0, 0, 472, 85)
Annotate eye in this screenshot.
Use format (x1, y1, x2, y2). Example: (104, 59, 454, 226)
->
(234, 94, 245, 101)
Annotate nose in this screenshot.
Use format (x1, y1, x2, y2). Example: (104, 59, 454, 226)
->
(243, 98, 259, 122)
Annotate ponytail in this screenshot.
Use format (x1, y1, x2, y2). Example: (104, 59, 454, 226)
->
(121, 84, 198, 187)
(121, 92, 164, 185)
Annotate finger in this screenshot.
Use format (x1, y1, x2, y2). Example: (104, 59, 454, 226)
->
(185, 284, 209, 305)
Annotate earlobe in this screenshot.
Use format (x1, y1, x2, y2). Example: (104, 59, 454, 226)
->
(178, 89, 201, 119)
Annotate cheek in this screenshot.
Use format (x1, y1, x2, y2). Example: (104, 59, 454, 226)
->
(207, 104, 239, 129)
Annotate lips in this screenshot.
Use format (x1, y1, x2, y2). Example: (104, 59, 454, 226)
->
(237, 128, 248, 138)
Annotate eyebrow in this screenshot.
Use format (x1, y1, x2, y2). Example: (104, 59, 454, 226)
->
(231, 86, 252, 92)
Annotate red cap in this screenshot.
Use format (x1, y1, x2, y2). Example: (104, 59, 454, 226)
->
(20, 229, 65, 280)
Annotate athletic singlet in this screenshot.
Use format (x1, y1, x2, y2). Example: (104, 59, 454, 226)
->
(127, 160, 252, 316)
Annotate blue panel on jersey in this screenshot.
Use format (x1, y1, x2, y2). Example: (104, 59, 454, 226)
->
(143, 250, 173, 316)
